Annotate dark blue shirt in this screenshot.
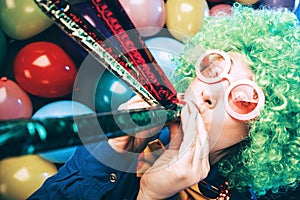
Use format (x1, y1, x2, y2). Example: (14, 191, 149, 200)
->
(28, 129, 254, 200)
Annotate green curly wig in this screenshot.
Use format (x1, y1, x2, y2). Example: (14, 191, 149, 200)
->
(172, 3, 300, 196)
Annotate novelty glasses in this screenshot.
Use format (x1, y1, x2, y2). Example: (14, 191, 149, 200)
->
(195, 50, 265, 121)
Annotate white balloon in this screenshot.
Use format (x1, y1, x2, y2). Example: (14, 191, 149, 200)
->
(145, 37, 184, 80)
(33, 100, 94, 163)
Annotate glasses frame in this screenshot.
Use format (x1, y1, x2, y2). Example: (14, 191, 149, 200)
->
(195, 50, 265, 121)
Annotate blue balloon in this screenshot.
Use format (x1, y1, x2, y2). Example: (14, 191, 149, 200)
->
(260, 0, 296, 10)
(145, 37, 184, 81)
(95, 70, 135, 112)
(32, 100, 94, 163)
(295, 1, 300, 20)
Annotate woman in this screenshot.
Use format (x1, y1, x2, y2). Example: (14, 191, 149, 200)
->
(29, 3, 299, 200)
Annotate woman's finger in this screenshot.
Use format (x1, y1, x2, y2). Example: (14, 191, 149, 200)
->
(178, 101, 199, 156)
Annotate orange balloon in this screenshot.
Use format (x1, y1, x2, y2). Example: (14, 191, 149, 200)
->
(0, 77, 33, 120)
(166, 0, 205, 41)
(0, 155, 57, 200)
(236, 0, 259, 5)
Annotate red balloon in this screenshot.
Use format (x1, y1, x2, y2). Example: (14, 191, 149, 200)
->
(0, 77, 32, 120)
(14, 42, 77, 98)
(210, 4, 232, 16)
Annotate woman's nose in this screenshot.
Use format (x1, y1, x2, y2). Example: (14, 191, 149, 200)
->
(201, 87, 216, 109)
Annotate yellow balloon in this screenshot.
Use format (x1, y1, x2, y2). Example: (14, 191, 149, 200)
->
(166, 0, 205, 41)
(0, 0, 53, 40)
(0, 155, 57, 200)
(236, 0, 259, 5)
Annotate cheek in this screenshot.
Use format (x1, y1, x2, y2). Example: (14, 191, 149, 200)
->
(204, 100, 246, 152)
(204, 101, 227, 141)
(208, 111, 248, 152)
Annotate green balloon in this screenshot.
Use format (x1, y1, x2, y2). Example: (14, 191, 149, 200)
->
(0, 28, 6, 68)
(0, 0, 53, 40)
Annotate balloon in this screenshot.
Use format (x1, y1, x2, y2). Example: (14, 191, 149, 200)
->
(203, 0, 210, 17)
(32, 100, 94, 163)
(119, 0, 166, 37)
(14, 41, 77, 98)
(0, 77, 32, 120)
(95, 70, 135, 112)
(58, 1, 119, 63)
(296, 2, 300, 20)
(0, 0, 53, 40)
(144, 36, 184, 80)
(0, 155, 57, 200)
(206, 0, 227, 2)
(210, 4, 232, 16)
(0, 28, 6, 68)
(260, 0, 295, 10)
(166, 0, 205, 41)
(236, 0, 259, 5)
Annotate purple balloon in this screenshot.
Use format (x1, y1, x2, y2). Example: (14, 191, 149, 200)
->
(58, 2, 118, 63)
(74, 2, 114, 39)
(260, 0, 296, 10)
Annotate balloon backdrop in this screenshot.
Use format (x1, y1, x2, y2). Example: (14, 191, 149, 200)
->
(32, 100, 94, 163)
(14, 41, 77, 98)
(165, 0, 205, 41)
(210, 4, 232, 16)
(95, 70, 135, 112)
(206, 0, 227, 2)
(236, 0, 259, 5)
(144, 36, 184, 80)
(0, 77, 32, 120)
(119, 0, 166, 37)
(58, 1, 120, 64)
(0, 155, 57, 200)
(0, 28, 6, 68)
(0, 0, 53, 40)
(203, 0, 210, 17)
(260, 0, 296, 10)
(296, 2, 300, 20)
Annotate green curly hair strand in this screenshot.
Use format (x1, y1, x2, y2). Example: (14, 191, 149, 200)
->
(172, 3, 300, 196)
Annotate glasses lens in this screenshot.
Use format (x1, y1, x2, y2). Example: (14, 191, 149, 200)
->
(199, 53, 227, 79)
(228, 84, 259, 114)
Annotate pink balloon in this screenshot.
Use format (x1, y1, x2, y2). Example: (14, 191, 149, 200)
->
(210, 4, 232, 16)
(119, 0, 166, 37)
(0, 77, 32, 120)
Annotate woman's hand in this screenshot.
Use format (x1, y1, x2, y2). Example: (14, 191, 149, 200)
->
(137, 101, 210, 199)
(108, 95, 162, 153)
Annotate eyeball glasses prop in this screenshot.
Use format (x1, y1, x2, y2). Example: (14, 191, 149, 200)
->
(195, 50, 265, 121)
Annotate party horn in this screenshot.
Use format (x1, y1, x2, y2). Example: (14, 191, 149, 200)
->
(34, 0, 158, 107)
(0, 107, 181, 160)
(90, 0, 178, 109)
